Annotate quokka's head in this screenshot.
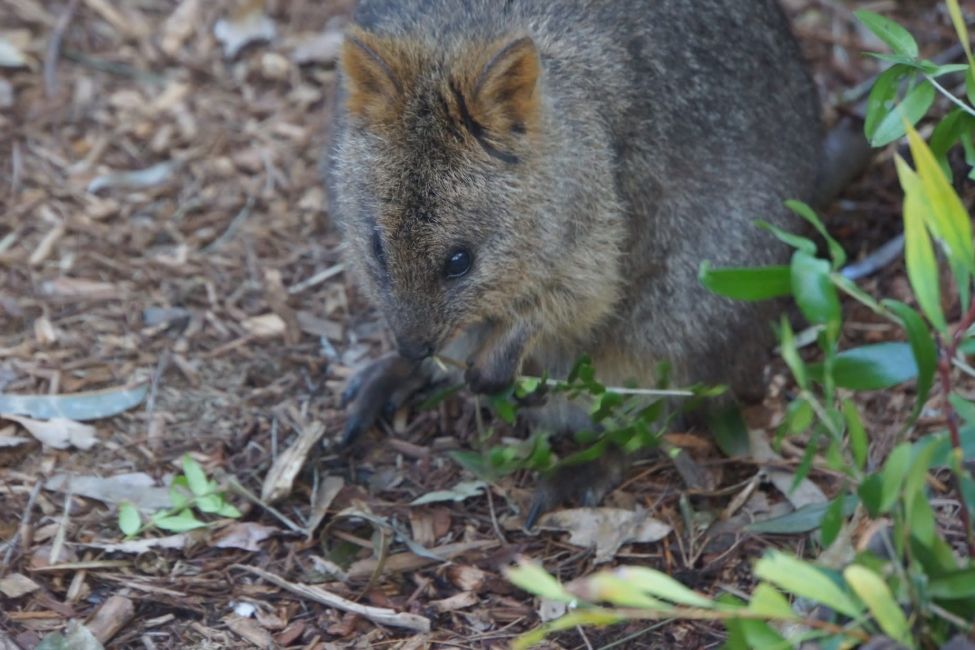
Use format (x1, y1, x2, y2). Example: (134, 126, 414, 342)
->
(326, 25, 551, 360)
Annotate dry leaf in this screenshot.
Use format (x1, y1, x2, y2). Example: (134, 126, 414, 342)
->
(213, 2, 276, 59)
(0, 573, 40, 599)
(0, 383, 148, 421)
(161, 0, 202, 56)
(0, 36, 29, 68)
(87, 161, 177, 193)
(80, 533, 190, 555)
(242, 313, 286, 338)
(260, 422, 325, 503)
(224, 614, 274, 647)
(4, 415, 97, 450)
(212, 522, 278, 552)
(538, 507, 672, 564)
(45, 472, 171, 509)
(291, 25, 344, 65)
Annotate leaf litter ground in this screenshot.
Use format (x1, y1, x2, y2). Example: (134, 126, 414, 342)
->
(0, 1, 973, 648)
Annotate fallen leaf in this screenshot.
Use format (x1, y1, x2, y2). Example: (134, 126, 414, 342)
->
(0, 36, 28, 68)
(261, 421, 325, 503)
(447, 565, 487, 592)
(538, 508, 672, 564)
(0, 573, 40, 599)
(35, 621, 104, 650)
(80, 533, 191, 555)
(306, 475, 344, 536)
(291, 24, 344, 65)
(0, 383, 148, 421)
(212, 522, 278, 552)
(45, 473, 171, 509)
(749, 429, 827, 509)
(213, 2, 276, 59)
(410, 480, 486, 505)
(4, 415, 97, 450)
(241, 313, 286, 338)
(39, 277, 121, 301)
(429, 591, 478, 613)
(0, 435, 32, 448)
(161, 0, 202, 56)
(87, 161, 177, 193)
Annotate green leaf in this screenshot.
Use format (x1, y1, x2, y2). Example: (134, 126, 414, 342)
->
(791, 250, 841, 332)
(153, 509, 207, 532)
(843, 565, 912, 647)
(195, 493, 224, 514)
(880, 443, 912, 513)
(747, 583, 796, 620)
(118, 502, 141, 536)
(698, 263, 792, 301)
(708, 404, 751, 458)
(945, 0, 974, 64)
(859, 474, 884, 516)
(182, 455, 210, 497)
(884, 300, 937, 419)
(896, 155, 947, 331)
(870, 80, 935, 147)
(929, 568, 975, 600)
(865, 65, 907, 141)
(855, 10, 919, 58)
(786, 200, 847, 269)
(809, 342, 918, 391)
(169, 477, 191, 511)
(843, 400, 869, 471)
(754, 551, 862, 619)
(504, 560, 575, 603)
(613, 567, 714, 608)
(756, 219, 816, 254)
(217, 502, 242, 518)
(820, 494, 846, 547)
(777, 316, 808, 390)
(904, 119, 975, 291)
(489, 395, 517, 425)
(746, 495, 858, 534)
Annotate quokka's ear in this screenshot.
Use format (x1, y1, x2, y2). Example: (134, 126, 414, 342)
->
(340, 26, 404, 124)
(469, 36, 541, 136)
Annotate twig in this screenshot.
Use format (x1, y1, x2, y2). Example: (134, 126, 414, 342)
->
(924, 74, 975, 119)
(44, 0, 81, 99)
(234, 564, 432, 632)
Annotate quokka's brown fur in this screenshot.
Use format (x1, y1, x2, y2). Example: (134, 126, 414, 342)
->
(325, 0, 824, 509)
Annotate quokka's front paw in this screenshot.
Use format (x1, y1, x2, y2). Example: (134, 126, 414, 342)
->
(340, 352, 428, 445)
(524, 446, 630, 529)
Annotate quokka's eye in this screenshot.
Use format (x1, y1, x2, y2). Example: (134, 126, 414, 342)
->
(444, 248, 473, 279)
(371, 230, 386, 268)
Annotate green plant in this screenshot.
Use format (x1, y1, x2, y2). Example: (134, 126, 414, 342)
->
(435, 357, 717, 482)
(118, 454, 242, 537)
(503, 4, 975, 648)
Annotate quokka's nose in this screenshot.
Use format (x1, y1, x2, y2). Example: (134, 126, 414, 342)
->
(396, 339, 434, 361)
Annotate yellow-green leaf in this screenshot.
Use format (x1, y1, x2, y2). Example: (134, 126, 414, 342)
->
(903, 120, 975, 276)
(754, 551, 862, 619)
(896, 155, 947, 331)
(613, 566, 714, 608)
(504, 560, 575, 603)
(747, 583, 797, 620)
(945, 0, 973, 66)
(843, 565, 913, 647)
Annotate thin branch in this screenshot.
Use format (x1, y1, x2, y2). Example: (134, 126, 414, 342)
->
(924, 74, 975, 119)
(44, 0, 81, 99)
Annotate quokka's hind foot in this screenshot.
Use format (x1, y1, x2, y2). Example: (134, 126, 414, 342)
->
(340, 352, 430, 445)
